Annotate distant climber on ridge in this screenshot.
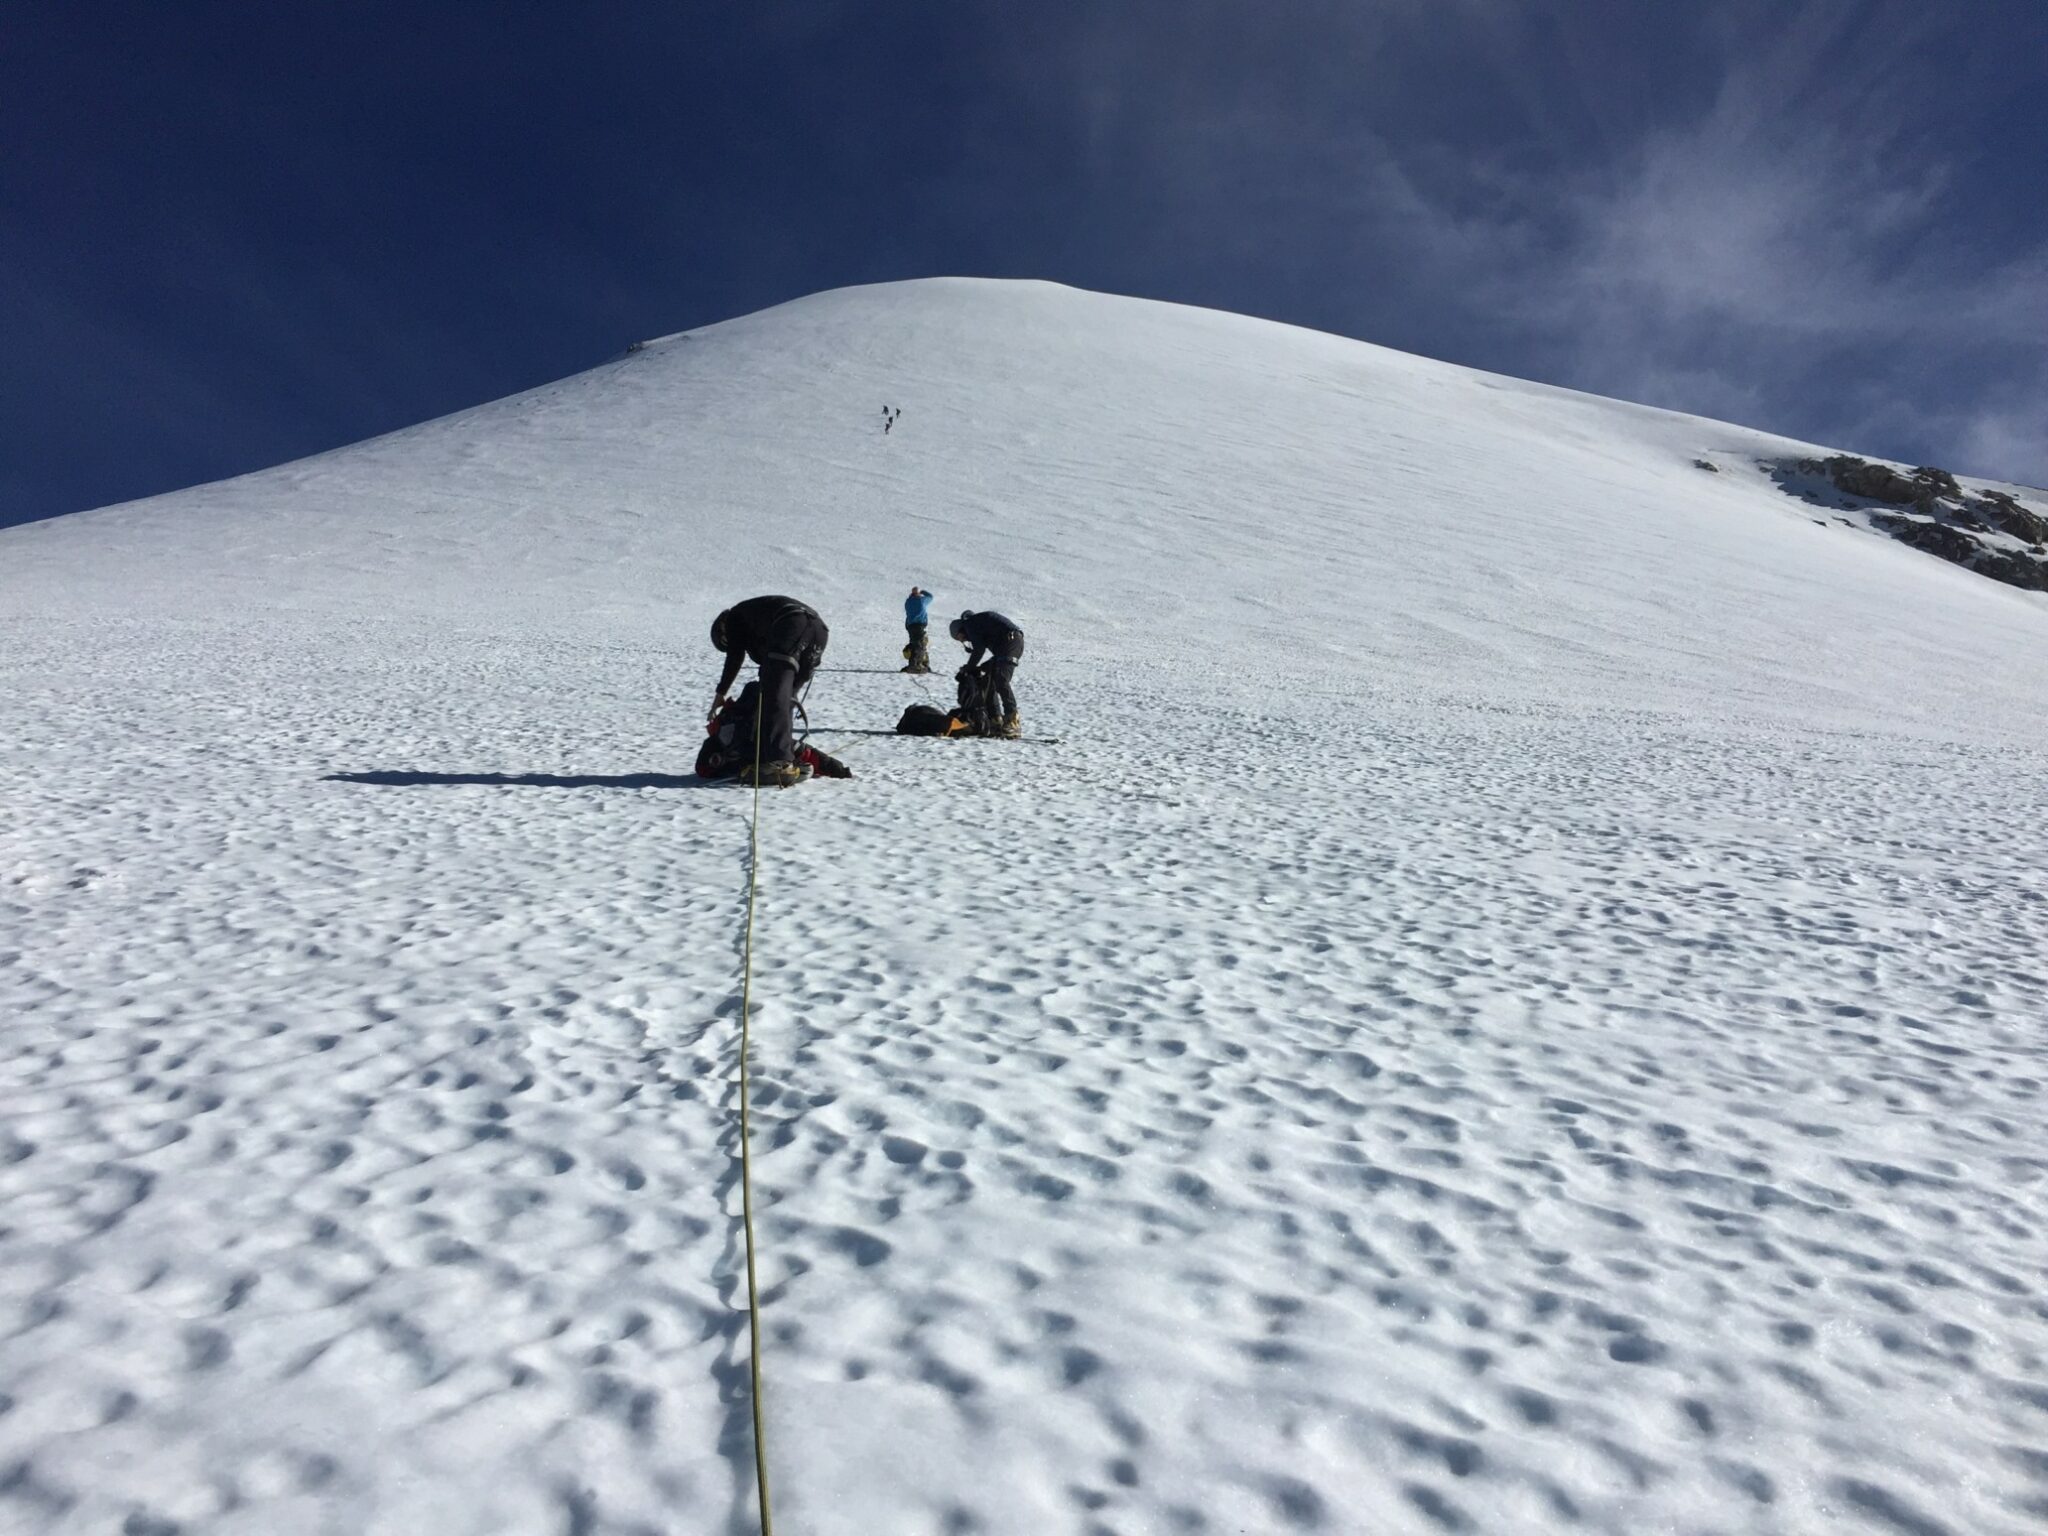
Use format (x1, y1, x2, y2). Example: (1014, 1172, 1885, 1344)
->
(708, 595, 829, 786)
(903, 585, 933, 673)
(949, 609, 1025, 739)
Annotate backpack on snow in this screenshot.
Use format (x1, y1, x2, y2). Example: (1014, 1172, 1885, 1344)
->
(699, 685, 848, 780)
(893, 665, 1003, 738)
(698, 681, 773, 778)
(894, 703, 955, 736)
(951, 664, 1005, 736)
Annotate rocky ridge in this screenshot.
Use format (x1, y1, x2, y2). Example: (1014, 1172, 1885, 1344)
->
(1769, 454, 2048, 593)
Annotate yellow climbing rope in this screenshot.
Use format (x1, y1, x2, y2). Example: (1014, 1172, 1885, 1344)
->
(738, 703, 775, 1536)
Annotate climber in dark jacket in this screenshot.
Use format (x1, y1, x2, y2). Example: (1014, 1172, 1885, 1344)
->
(709, 595, 829, 784)
(947, 609, 1025, 738)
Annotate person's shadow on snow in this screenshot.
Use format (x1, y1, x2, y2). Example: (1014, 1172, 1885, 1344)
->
(324, 771, 725, 790)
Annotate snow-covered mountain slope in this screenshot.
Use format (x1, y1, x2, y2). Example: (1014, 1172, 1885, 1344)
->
(10, 278, 2045, 728)
(3, 280, 2046, 1536)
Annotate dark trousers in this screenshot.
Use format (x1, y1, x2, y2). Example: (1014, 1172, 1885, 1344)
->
(984, 656, 1018, 717)
(906, 621, 929, 667)
(986, 631, 1022, 716)
(756, 662, 799, 763)
(756, 612, 829, 763)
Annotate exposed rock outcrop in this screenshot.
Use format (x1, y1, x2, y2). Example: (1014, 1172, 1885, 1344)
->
(1981, 489, 2048, 545)
(1769, 454, 2048, 595)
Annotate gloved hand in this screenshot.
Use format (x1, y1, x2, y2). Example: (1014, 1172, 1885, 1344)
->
(709, 694, 730, 724)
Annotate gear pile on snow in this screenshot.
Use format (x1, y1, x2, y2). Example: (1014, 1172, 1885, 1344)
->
(895, 664, 1019, 739)
(697, 682, 851, 783)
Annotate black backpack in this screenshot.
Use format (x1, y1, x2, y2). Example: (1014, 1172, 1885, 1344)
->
(698, 682, 792, 778)
(951, 665, 1004, 736)
(894, 702, 955, 736)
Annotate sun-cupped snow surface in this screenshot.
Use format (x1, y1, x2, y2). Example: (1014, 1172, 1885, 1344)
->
(3, 280, 2046, 1536)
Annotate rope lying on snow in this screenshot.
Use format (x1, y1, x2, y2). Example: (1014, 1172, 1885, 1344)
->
(737, 704, 775, 1536)
(731, 664, 927, 1534)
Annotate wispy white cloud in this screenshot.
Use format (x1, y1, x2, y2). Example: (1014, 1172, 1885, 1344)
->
(1521, 12, 2048, 478)
(1953, 404, 2048, 492)
(1015, 0, 2048, 483)
(1421, 4, 2045, 482)
(1549, 10, 2038, 336)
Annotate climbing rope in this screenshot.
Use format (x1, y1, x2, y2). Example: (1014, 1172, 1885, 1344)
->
(730, 666, 875, 1535)
(737, 702, 775, 1536)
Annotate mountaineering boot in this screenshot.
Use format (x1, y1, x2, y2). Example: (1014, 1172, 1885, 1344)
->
(740, 759, 807, 788)
(1000, 711, 1022, 740)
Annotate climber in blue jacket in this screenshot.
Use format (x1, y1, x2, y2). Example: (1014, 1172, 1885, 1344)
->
(902, 586, 934, 673)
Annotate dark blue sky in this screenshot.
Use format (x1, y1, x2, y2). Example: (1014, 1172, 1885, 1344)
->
(6, 1, 2045, 526)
